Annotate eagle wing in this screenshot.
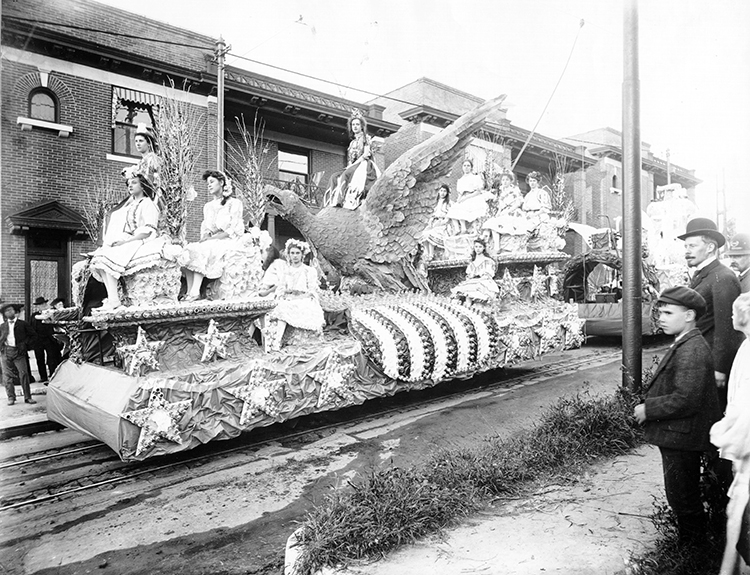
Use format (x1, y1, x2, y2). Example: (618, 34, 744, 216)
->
(361, 94, 507, 264)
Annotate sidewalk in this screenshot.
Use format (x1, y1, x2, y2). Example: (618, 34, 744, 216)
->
(0, 361, 55, 437)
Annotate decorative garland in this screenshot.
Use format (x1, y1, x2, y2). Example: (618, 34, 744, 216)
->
(350, 309, 401, 380)
(409, 300, 458, 377)
(374, 306, 427, 382)
(369, 309, 411, 380)
(347, 296, 584, 385)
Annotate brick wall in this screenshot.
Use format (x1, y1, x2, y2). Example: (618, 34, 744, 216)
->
(1, 58, 211, 306)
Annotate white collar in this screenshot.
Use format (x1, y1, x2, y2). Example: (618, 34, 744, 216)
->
(695, 255, 717, 271)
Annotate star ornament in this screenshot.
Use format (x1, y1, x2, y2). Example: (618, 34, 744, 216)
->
(117, 326, 165, 376)
(529, 265, 548, 301)
(226, 363, 286, 424)
(193, 319, 233, 362)
(121, 388, 191, 457)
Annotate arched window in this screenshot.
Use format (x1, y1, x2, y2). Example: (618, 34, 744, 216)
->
(29, 89, 58, 122)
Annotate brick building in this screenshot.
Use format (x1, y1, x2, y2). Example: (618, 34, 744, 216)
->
(1, 0, 399, 312)
(368, 77, 596, 198)
(563, 127, 701, 228)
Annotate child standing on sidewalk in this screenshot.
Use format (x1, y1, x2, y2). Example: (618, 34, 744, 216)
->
(635, 286, 722, 544)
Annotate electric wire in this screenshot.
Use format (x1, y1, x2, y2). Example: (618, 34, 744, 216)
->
(511, 19, 586, 170)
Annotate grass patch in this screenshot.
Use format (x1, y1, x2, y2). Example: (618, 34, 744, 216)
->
(626, 462, 727, 575)
(292, 385, 644, 574)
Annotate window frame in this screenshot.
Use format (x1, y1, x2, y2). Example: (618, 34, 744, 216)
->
(28, 88, 59, 123)
(277, 145, 310, 185)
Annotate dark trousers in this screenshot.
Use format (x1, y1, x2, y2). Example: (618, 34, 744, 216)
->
(659, 447, 706, 542)
(2, 347, 32, 401)
(33, 339, 62, 382)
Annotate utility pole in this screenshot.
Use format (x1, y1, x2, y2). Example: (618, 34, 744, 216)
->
(622, 0, 643, 392)
(215, 36, 230, 171)
(666, 148, 671, 185)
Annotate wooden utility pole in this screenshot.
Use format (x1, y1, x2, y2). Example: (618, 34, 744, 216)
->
(215, 36, 229, 171)
(622, 0, 643, 392)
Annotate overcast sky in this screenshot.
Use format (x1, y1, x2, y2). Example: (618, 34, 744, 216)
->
(95, 0, 750, 230)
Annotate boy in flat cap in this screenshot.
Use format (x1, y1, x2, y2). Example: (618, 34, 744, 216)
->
(635, 286, 722, 544)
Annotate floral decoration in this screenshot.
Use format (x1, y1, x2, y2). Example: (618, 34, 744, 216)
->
(400, 302, 448, 381)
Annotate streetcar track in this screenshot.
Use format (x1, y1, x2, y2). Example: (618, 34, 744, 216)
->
(0, 341, 667, 513)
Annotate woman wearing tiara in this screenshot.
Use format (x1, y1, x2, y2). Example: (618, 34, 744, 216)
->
(257, 239, 325, 351)
(325, 109, 381, 210)
(179, 170, 245, 301)
(89, 174, 164, 309)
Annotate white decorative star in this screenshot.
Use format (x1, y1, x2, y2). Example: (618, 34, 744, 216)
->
(498, 268, 520, 299)
(117, 326, 164, 376)
(193, 319, 233, 362)
(120, 388, 191, 457)
(226, 362, 286, 424)
(529, 265, 548, 301)
(311, 355, 357, 408)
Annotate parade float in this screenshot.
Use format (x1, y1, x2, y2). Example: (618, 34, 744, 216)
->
(44, 94, 585, 461)
(561, 183, 695, 337)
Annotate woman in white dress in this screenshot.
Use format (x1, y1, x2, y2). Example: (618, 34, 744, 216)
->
(421, 184, 456, 261)
(522, 171, 551, 213)
(180, 171, 245, 301)
(446, 159, 491, 234)
(711, 293, 750, 574)
(451, 238, 499, 305)
(482, 171, 530, 253)
(258, 239, 325, 351)
(89, 174, 163, 309)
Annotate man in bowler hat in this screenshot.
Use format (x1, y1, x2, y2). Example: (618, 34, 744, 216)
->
(635, 286, 721, 544)
(679, 217, 743, 406)
(727, 233, 750, 293)
(0, 303, 37, 405)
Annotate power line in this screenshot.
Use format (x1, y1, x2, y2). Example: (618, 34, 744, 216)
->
(4, 16, 214, 50)
(511, 19, 586, 170)
(225, 52, 422, 109)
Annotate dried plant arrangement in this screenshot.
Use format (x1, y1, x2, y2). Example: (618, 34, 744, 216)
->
(476, 128, 508, 188)
(82, 172, 127, 245)
(549, 153, 575, 223)
(156, 80, 205, 242)
(225, 113, 271, 228)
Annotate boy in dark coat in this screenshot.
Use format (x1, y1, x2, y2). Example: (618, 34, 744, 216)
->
(635, 286, 722, 544)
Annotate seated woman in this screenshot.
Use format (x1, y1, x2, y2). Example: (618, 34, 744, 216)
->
(482, 170, 531, 253)
(420, 183, 456, 261)
(257, 239, 325, 352)
(522, 171, 552, 213)
(325, 110, 380, 210)
(180, 171, 245, 301)
(445, 159, 492, 235)
(89, 174, 164, 310)
(450, 238, 499, 305)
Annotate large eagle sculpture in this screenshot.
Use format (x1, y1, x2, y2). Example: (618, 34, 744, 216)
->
(266, 94, 507, 292)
